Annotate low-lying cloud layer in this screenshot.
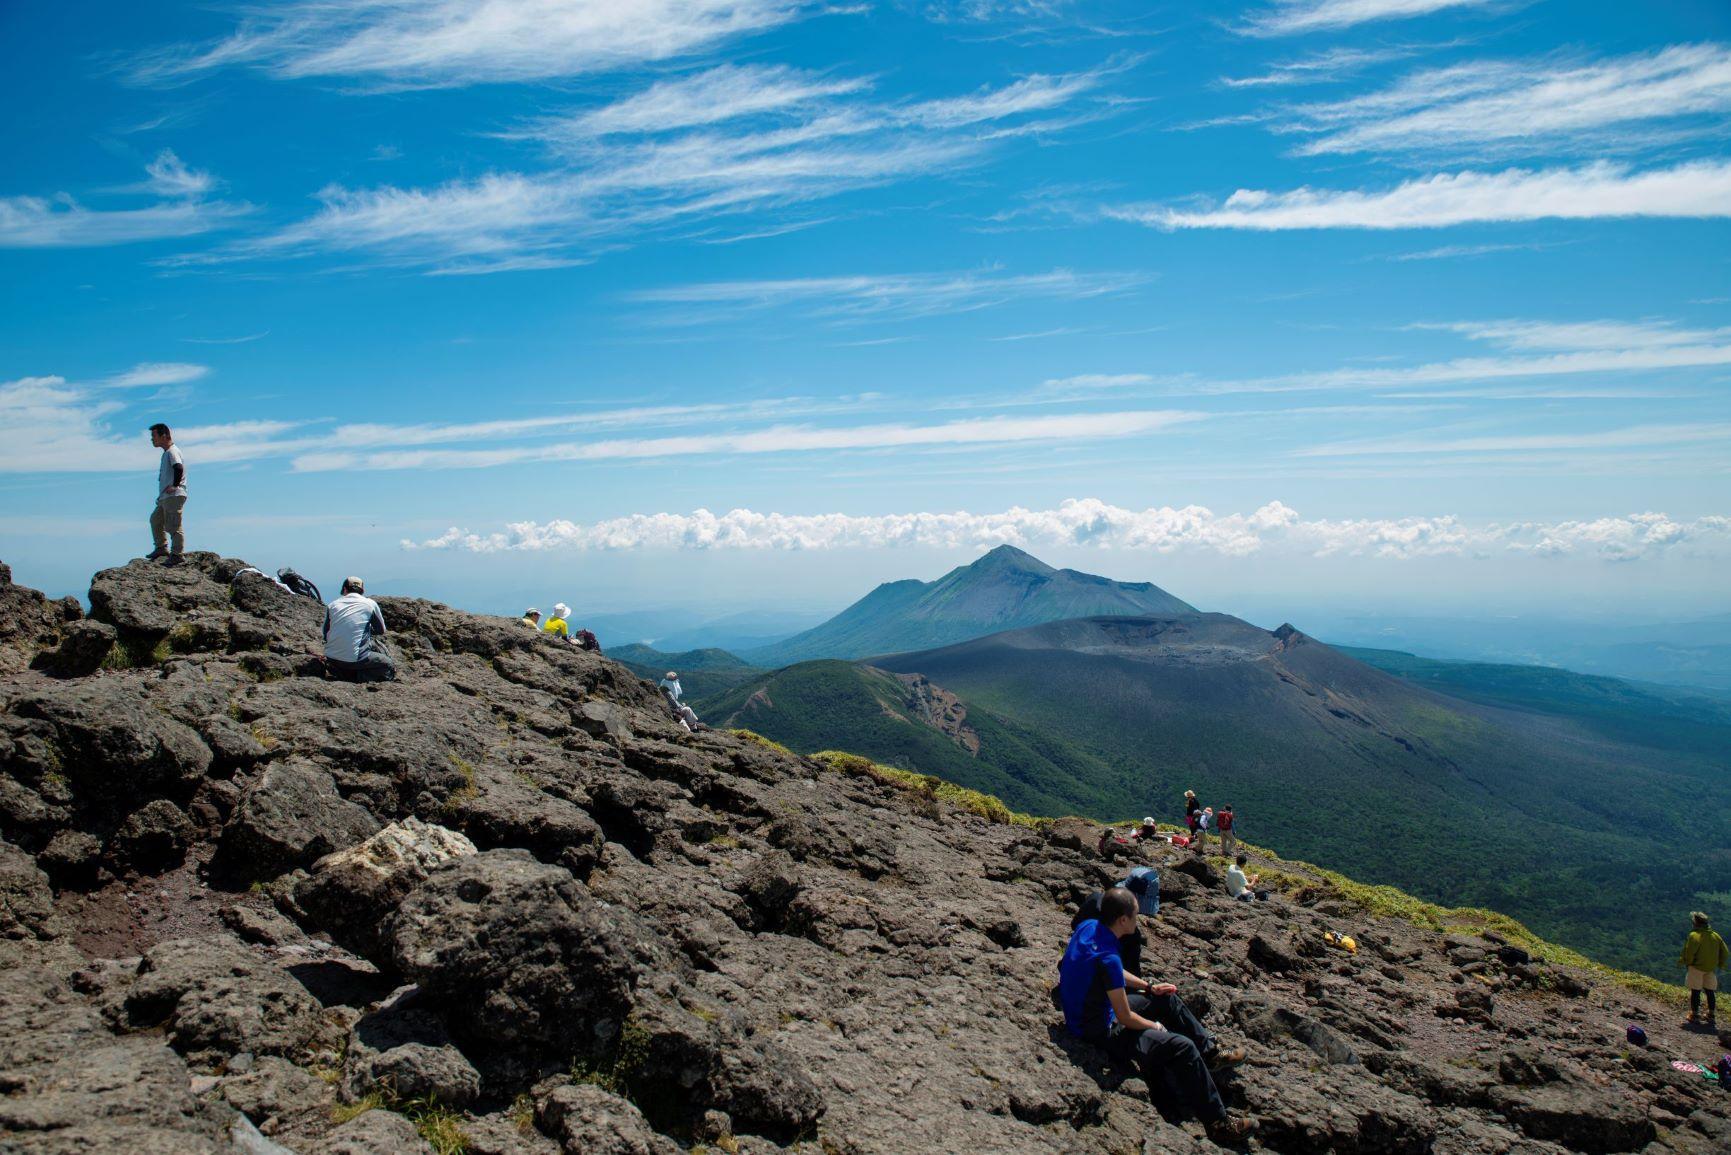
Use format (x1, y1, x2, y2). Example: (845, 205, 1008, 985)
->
(405, 499, 1731, 562)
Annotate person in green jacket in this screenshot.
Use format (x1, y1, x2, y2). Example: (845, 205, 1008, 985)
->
(1681, 911, 1729, 1027)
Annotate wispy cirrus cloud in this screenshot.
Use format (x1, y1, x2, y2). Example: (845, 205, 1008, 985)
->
(130, 0, 822, 89)
(625, 267, 1145, 323)
(1221, 46, 1415, 88)
(402, 496, 1731, 563)
(1111, 159, 1731, 231)
(105, 361, 211, 388)
(292, 409, 1204, 472)
(196, 61, 1119, 273)
(1275, 44, 1731, 158)
(1299, 421, 1731, 457)
(1, 151, 247, 249)
(1240, 0, 1501, 38)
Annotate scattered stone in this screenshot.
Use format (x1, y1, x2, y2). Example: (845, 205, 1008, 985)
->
(294, 817, 477, 964)
(220, 760, 380, 879)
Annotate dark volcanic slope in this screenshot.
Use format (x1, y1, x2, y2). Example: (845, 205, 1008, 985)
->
(731, 615, 1731, 979)
(2, 557, 1728, 1155)
(745, 545, 1195, 667)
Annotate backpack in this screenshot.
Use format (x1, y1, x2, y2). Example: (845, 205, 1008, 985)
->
(1217, 811, 1234, 831)
(573, 628, 601, 653)
(1186, 812, 1199, 832)
(1716, 1054, 1731, 1084)
(276, 567, 322, 603)
(1626, 1024, 1648, 1047)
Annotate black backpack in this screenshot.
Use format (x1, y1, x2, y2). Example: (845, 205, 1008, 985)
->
(276, 567, 322, 603)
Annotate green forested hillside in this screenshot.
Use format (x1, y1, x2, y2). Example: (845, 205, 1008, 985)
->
(701, 617, 1731, 980)
(610, 644, 762, 704)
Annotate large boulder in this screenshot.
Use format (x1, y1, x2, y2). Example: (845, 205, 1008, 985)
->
(341, 1006, 482, 1109)
(221, 760, 380, 880)
(294, 818, 477, 964)
(446, 769, 604, 878)
(117, 936, 324, 1062)
(6, 680, 213, 811)
(0, 837, 65, 941)
(1488, 1082, 1655, 1153)
(110, 798, 196, 871)
(386, 850, 669, 1057)
(34, 619, 116, 678)
(535, 1083, 679, 1155)
(306, 1107, 434, 1154)
(0, 560, 74, 674)
(87, 553, 232, 638)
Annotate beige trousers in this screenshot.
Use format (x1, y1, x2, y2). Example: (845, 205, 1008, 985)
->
(151, 495, 187, 553)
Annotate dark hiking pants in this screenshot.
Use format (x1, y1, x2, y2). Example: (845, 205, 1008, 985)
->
(327, 653, 396, 683)
(1095, 992, 1226, 1123)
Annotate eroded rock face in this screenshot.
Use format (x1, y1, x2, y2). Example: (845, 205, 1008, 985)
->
(0, 556, 1726, 1155)
(0, 560, 74, 675)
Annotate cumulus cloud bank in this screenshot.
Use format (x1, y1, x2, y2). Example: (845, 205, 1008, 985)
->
(404, 499, 1731, 562)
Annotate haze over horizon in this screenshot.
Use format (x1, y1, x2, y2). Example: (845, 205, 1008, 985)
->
(4, 1, 1729, 633)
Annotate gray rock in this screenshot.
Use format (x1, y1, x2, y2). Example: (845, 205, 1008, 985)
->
(306, 1107, 435, 1154)
(37, 829, 103, 885)
(221, 760, 380, 880)
(1, 838, 64, 941)
(7, 680, 214, 808)
(1489, 1081, 1655, 1152)
(342, 1006, 482, 1109)
(34, 619, 117, 678)
(294, 818, 476, 964)
(535, 1083, 679, 1155)
(111, 798, 196, 870)
(119, 936, 324, 1061)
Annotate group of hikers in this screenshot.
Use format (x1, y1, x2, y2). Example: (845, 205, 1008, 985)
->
(1182, 790, 1238, 857)
(518, 605, 601, 653)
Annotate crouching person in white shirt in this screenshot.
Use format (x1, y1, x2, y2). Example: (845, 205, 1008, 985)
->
(324, 576, 396, 683)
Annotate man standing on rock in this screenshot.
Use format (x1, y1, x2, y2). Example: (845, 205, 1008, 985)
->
(323, 577, 395, 683)
(1681, 911, 1728, 1027)
(146, 423, 187, 561)
(1058, 887, 1251, 1141)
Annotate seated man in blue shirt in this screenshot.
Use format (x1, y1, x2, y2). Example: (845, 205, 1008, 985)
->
(1058, 887, 1252, 1140)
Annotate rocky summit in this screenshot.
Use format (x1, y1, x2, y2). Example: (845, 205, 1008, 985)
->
(1, 555, 1728, 1155)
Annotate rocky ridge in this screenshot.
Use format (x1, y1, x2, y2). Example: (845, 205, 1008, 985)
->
(1, 554, 1728, 1154)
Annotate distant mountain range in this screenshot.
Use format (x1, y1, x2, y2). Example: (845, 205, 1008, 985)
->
(741, 545, 1194, 666)
(687, 550, 1731, 981)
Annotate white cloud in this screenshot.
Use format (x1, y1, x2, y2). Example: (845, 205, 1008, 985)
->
(1279, 44, 1731, 157)
(293, 409, 1204, 471)
(205, 62, 1118, 272)
(626, 267, 1145, 323)
(402, 496, 1731, 563)
(1241, 0, 1498, 37)
(1298, 422, 1731, 457)
(106, 361, 211, 388)
(1221, 46, 1414, 88)
(1, 152, 245, 249)
(131, 0, 819, 88)
(1209, 315, 1731, 393)
(1116, 160, 1731, 231)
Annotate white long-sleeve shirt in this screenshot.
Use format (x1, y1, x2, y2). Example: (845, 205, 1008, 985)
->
(323, 593, 387, 662)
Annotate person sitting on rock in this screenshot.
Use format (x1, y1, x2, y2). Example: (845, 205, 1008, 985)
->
(1134, 816, 1161, 842)
(1058, 886, 1251, 1140)
(1226, 855, 1264, 903)
(1074, 868, 1160, 976)
(520, 607, 541, 629)
(1681, 911, 1728, 1027)
(658, 672, 701, 731)
(542, 602, 572, 641)
(323, 576, 395, 683)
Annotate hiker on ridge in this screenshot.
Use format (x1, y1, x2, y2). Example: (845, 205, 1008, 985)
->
(659, 671, 700, 731)
(1217, 804, 1237, 858)
(1057, 886, 1251, 1140)
(520, 608, 541, 629)
(323, 576, 395, 683)
(1681, 911, 1728, 1027)
(146, 423, 187, 562)
(1193, 806, 1212, 855)
(543, 602, 572, 641)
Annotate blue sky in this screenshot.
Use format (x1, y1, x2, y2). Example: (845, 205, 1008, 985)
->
(3, 0, 1729, 626)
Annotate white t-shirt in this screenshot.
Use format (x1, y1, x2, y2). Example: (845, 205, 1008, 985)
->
(158, 445, 186, 498)
(1226, 865, 1250, 898)
(323, 593, 386, 662)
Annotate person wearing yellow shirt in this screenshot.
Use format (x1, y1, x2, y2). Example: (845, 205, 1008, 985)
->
(1681, 911, 1729, 1027)
(542, 603, 571, 641)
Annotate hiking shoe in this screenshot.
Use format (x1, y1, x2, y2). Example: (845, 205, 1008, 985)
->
(145, 548, 168, 560)
(1206, 1114, 1255, 1143)
(1206, 1046, 1246, 1071)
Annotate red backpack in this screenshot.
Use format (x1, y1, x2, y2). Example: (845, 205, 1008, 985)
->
(1218, 811, 1234, 832)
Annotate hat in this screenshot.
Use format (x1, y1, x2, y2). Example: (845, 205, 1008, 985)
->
(524, 607, 539, 617)
(553, 603, 569, 618)
(665, 671, 678, 680)
(1693, 911, 1712, 927)
(1141, 816, 1156, 826)
(1184, 789, 1196, 798)
(1119, 866, 1160, 916)
(343, 576, 365, 593)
